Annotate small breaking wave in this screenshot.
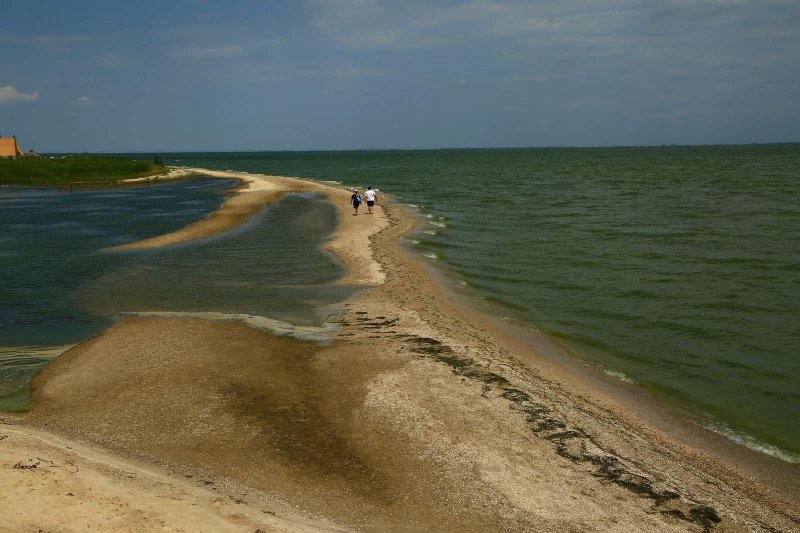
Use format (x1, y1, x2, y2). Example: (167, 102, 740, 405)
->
(700, 420, 800, 464)
(601, 368, 638, 384)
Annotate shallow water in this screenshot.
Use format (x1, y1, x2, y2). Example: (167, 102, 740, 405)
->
(157, 146, 800, 462)
(0, 179, 354, 409)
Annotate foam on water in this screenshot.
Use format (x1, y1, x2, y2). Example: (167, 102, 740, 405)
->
(700, 420, 800, 464)
(126, 311, 338, 343)
(600, 368, 638, 385)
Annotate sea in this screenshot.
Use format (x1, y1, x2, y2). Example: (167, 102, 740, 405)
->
(1, 145, 798, 463)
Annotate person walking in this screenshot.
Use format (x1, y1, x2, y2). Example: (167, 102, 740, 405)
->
(364, 186, 377, 214)
(350, 189, 362, 215)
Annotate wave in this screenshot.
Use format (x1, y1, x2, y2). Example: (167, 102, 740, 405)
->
(479, 295, 528, 312)
(700, 420, 800, 464)
(635, 319, 719, 339)
(588, 364, 639, 384)
(418, 240, 460, 249)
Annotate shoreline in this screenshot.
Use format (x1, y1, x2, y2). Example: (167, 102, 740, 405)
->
(408, 237, 800, 495)
(2, 170, 797, 530)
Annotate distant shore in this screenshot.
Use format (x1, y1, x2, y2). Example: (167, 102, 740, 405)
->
(0, 155, 168, 186)
(1, 169, 797, 531)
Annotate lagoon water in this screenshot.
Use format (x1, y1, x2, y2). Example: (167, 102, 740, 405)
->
(159, 145, 800, 462)
(0, 178, 350, 409)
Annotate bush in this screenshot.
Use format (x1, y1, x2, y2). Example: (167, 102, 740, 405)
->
(0, 156, 167, 186)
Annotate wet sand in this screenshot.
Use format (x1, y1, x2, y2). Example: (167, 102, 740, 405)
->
(111, 168, 386, 285)
(2, 170, 798, 531)
(109, 169, 299, 252)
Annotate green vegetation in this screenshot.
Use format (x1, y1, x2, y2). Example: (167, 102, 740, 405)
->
(0, 156, 167, 186)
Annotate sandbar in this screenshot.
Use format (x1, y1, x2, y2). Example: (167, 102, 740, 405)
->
(111, 168, 386, 286)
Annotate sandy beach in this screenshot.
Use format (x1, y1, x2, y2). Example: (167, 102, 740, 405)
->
(2, 170, 798, 531)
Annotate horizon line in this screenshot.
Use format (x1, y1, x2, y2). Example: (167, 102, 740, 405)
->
(42, 140, 800, 155)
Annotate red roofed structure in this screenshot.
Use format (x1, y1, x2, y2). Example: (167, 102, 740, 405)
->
(0, 136, 24, 158)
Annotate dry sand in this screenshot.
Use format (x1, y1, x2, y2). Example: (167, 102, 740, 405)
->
(0, 421, 332, 532)
(2, 170, 798, 531)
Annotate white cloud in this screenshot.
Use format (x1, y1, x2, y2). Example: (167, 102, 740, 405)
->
(76, 96, 93, 105)
(0, 86, 39, 104)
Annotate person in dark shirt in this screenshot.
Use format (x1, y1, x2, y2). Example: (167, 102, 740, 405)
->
(350, 190, 362, 215)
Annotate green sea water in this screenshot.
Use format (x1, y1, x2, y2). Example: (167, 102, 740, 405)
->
(155, 145, 800, 462)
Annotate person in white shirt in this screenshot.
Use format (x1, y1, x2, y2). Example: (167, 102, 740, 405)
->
(364, 186, 377, 214)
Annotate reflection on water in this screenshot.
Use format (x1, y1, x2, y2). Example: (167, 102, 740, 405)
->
(1, 179, 356, 409)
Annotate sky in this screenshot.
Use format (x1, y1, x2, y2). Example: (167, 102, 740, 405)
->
(1, 0, 799, 152)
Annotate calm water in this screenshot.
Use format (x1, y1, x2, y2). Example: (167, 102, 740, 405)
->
(153, 146, 800, 462)
(0, 178, 351, 409)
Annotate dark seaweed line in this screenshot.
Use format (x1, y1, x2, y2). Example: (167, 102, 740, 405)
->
(349, 206, 724, 530)
(406, 333, 727, 531)
(356, 320, 725, 532)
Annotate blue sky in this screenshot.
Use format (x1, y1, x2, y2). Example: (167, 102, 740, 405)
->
(1, 0, 799, 151)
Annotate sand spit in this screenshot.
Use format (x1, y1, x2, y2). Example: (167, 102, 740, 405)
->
(3, 171, 798, 531)
(109, 169, 293, 252)
(111, 168, 387, 285)
(120, 166, 196, 184)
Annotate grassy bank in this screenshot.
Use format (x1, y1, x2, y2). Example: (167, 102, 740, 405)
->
(0, 156, 167, 186)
